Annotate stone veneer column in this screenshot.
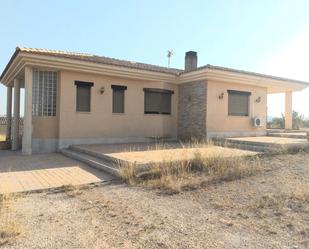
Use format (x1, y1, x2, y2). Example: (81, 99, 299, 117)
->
(6, 86, 12, 141)
(12, 79, 20, 150)
(285, 91, 292, 130)
(178, 81, 207, 140)
(22, 66, 33, 155)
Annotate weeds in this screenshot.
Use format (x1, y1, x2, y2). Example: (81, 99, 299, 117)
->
(119, 143, 261, 194)
(252, 191, 309, 217)
(59, 184, 83, 197)
(0, 193, 22, 246)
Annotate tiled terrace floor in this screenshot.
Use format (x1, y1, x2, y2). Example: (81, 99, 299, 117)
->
(0, 151, 114, 194)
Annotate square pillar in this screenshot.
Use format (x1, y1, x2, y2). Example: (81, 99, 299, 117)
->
(12, 79, 20, 150)
(22, 66, 33, 155)
(6, 86, 12, 141)
(285, 91, 293, 130)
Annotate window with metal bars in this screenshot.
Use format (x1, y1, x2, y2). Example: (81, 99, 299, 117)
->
(32, 70, 57, 116)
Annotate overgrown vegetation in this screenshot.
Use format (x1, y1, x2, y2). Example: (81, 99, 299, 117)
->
(58, 184, 83, 197)
(0, 194, 22, 246)
(120, 149, 261, 194)
(267, 111, 309, 129)
(252, 191, 309, 217)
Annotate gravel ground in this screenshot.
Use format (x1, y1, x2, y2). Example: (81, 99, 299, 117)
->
(1, 152, 309, 249)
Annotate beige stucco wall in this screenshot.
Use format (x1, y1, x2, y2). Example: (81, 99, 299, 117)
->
(206, 80, 267, 136)
(32, 117, 59, 138)
(30, 69, 269, 151)
(57, 71, 178, 143)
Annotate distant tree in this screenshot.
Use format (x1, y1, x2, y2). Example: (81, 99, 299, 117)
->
(267, 111, 309, 129)
(292, 111, 304, 129)
(268, 115, 284, 129)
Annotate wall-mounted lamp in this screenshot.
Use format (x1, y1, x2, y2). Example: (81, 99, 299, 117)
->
(256, 96, 261, 103)
(218, 92, 224, 99)
(99, 86, 105, 94)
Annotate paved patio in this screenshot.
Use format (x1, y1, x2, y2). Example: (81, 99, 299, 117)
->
(0, 151, 115, 194)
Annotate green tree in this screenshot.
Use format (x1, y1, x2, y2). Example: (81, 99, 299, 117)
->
(267, 111, 309, 129)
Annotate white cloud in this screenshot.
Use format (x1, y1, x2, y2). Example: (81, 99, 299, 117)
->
(260, 28, 309, 117)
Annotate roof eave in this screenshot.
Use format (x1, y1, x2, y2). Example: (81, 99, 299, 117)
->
(179, 67, 309, 92)
(1, 52, 179, 85)
(0, 47, 21, 83)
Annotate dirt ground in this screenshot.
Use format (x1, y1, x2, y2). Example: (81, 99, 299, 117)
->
(2, 152, 309, 249)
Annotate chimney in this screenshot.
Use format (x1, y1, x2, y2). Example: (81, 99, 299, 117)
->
(185, 51, 198, 71)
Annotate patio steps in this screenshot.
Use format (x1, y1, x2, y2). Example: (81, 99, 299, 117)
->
(0, 141, 11, 150)
(61, 148, 120, 177)
(267, 132, 308, 139)
(213, 139, 271, 152)
(213, 137, 308, 153)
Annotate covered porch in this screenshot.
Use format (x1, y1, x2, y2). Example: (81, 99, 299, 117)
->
(3, 66, 33, 155)
(266, 79, 301, 130)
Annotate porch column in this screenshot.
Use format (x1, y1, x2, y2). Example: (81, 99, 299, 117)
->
(12, 79, 20, 150)
(285, 91, 293, 130)
(22, 66, 33, 155)
(6, 86, 12, 141)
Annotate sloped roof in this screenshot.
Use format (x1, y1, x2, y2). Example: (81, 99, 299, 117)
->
(191, 64, 309, 85)
(1, 47, 309, 88)
(16, 47, 183, 74)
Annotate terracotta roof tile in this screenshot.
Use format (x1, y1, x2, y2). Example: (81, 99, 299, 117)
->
(18, 47, 183, 75)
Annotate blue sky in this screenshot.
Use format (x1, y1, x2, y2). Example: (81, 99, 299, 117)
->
(1, 0, 309, 117)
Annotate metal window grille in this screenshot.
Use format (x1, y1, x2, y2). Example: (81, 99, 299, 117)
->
(32, 70, 57, 116)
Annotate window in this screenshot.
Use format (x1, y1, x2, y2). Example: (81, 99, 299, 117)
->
(144, 88, 173, 114)
(228, 90, 251, 116)
(32, 70, 57, 116)
(75, 81, 93, 112)
(112, 85, 127, 113)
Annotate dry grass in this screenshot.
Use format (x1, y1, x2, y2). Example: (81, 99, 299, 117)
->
(120, 143, 261, 194)
(58, 184, 83, 197)
(0, 193, 22, 246)
(252, 188, 309, 217)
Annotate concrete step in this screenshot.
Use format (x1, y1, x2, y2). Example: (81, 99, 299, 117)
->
(61, 149, 120, 177)
(267, 133, 307, 139)
(70, 145, 120, 164)
(267, 129, 306, 134)
(0, 141, 11, 150)
(212, 139, 275, 152)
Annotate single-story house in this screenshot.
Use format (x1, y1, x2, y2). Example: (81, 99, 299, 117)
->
(1, 47, 308, 154)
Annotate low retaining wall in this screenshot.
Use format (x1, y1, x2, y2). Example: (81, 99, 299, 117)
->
(0, 125, 6, 137)
(0, 117, 23, 139)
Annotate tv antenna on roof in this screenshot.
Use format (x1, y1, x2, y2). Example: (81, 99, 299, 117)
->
(167, 50, 174, 68)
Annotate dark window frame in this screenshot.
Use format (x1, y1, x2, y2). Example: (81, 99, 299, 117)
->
(111, 85, 127, 113)
(143, 88, 174, 115)
(75, 81, 94, 112)
(227, 90, 251, 117)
